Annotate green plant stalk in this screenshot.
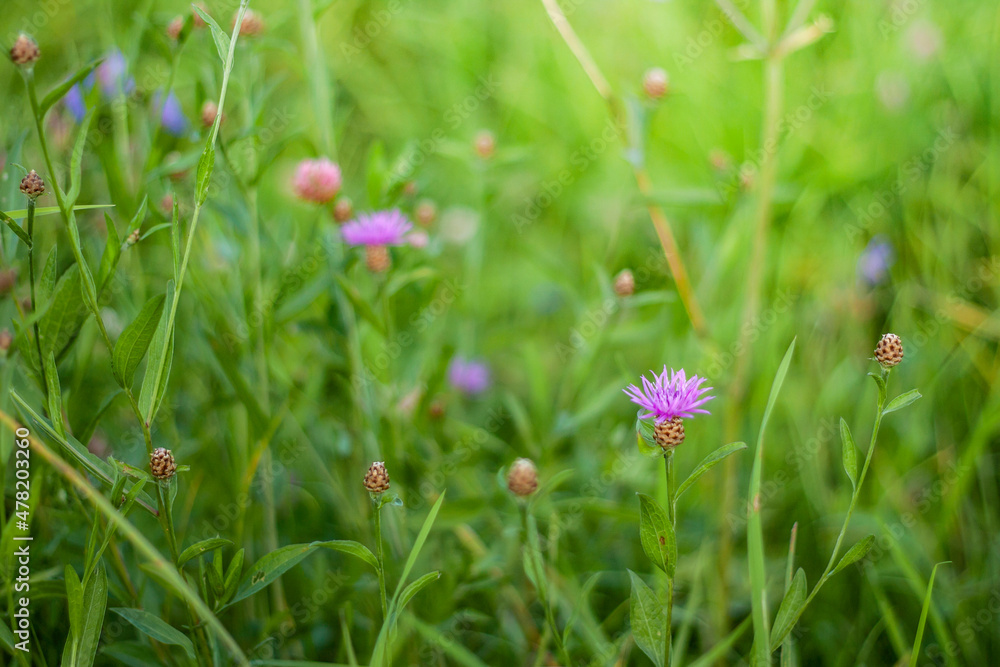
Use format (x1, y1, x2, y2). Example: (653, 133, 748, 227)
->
(25, 199, 48, 399)
(143, 0, 251, 427)
(519, 502, 571, 667)
(373, 497, 389, 620)
(717, 52, 785, 642)
(778, 369, 891, 644)
(808, 371, 888, 603)
(0, 408, 250, 665)
(664, 451, 676, 665)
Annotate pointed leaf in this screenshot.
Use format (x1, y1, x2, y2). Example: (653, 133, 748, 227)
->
(192, 5, 231, 63)
(638, 493, 675, 577)
(832, 535, 875, 575)
(110, 608, 195, 661)
(231, 543, 319, 605)
(770, 568, 807, 649)
(628, 569, 666, 667)
(883, 389, 922, 415)
(319, 540, 379, 572)
(840, 418, 857, 490)
(113, 294, 166, 387)
(676, 441, 748, 498)
(177, 537, 233, 568)
(0, 210, 32, 248)
(909, 562, 949, 667)
(40, 59, 103, 115)
(397, 571, 440, 612)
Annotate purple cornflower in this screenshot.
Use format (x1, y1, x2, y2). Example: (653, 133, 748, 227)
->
(341, 209, 413, 247)
(153, 90, 188, 137)
(64, 84, 87, 122)
(448, 356, 492, 395)
(624, 367, 714, 423)
(96, 49, 134, 97)
(857, 236, 894, 287)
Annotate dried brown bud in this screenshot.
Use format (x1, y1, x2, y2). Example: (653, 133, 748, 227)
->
(20, 170, 45, 200)
(875, 333, 903, 367)
(653, 416, 685, 450)
(150, 447, 177, 480)
(613, 269, 635, 297)
(415, 200, 437, 227)
(364, 461, 390, 494)
(127, 229, 141, 245)
(507, 458, 538, 497)
(0, 269, 17, 296)
(201, 101, 221, 128)
(333, 197, 354, 223)
(10, 34, 40, 66)
(234, 9, 265, 37)
(643, 67, 669, 99)
(167, 16, 184, 40)
(0, 329, 12, 353)
(474, 130, 495, 159)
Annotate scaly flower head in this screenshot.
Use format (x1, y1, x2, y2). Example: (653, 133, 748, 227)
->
(341, 209, 412, 247)
(293, 157, 341, 204)
(624, 367, 714, 423)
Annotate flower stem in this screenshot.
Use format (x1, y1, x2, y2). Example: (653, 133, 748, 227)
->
(664, 451, 676, 665)
(519, 502, 571, 666)
(373, 497, 388, 620)
(25, 199, 47, 399)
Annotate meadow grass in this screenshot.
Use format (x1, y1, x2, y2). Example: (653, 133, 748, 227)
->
(0, 0, 997, 665)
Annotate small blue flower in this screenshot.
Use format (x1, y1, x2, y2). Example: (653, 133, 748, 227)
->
(857, 236, 894, 287)
(64, 84, 87, 122)
(154, 90, 188, 137)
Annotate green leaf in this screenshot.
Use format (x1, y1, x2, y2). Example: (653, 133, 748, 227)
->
(222, 548, 245, 604)
(40, 59, 103, 116)
(319, 540, 379, 572)
(883, 389, 922, 415)
(637, 493, 675, 577)
(0, 210, 32, 248)
(39, 243, 59, 304)
(44, 352, 66, 441)
(868, 371, 887, 406)
(635, 418, 663, 458)
(392, 492, 446, 602)
(770, 568, 807, 649)
(1, 204, 114, 221)
(192, 5, 231, 63)
(231, 543, 318, 605)
(832, 535, 875, 575)
(67, 109, 95, 207)
(76, 390, 122, 449)
(397, 571, 441, 612)
(63, 563, 107, 667)
(112, 294, 166, 387)
(195, 143, 216, 206)
(748, 338, 797, 664)
(840, 418, 857, 490)
(909, 562, 949, 667)
(627, 569, 666, 667)
(38, 264, 90, 357)
(139, 282, 175, 423)
(110, 607, 196, 661)
(177, 537, 233, 568)
(676, 441, 748, 498)
(687, 616, 753, 667)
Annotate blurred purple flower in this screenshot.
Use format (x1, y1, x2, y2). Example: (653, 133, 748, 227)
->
(448, 356, 492, 395)
(96, 49, 135, 97)
(154, 90, 188, 137)
(857, 236, 894, 286)
(341, 209, 412, 247)
(624, 367, 714, 423)
(64, 84, 87, 122)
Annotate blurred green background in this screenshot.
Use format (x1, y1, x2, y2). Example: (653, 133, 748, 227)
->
(1, 0, 998, 664)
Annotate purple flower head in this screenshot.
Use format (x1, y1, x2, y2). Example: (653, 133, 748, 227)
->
(857, 236, 894, 287)
(448, 356, 492, 395)
(64, 84, 87, 122)
(96, 49, 135, 98)
(154, 90, 188, 137)
(624, 367, 714, 423)
(341, 209, 413, 247)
